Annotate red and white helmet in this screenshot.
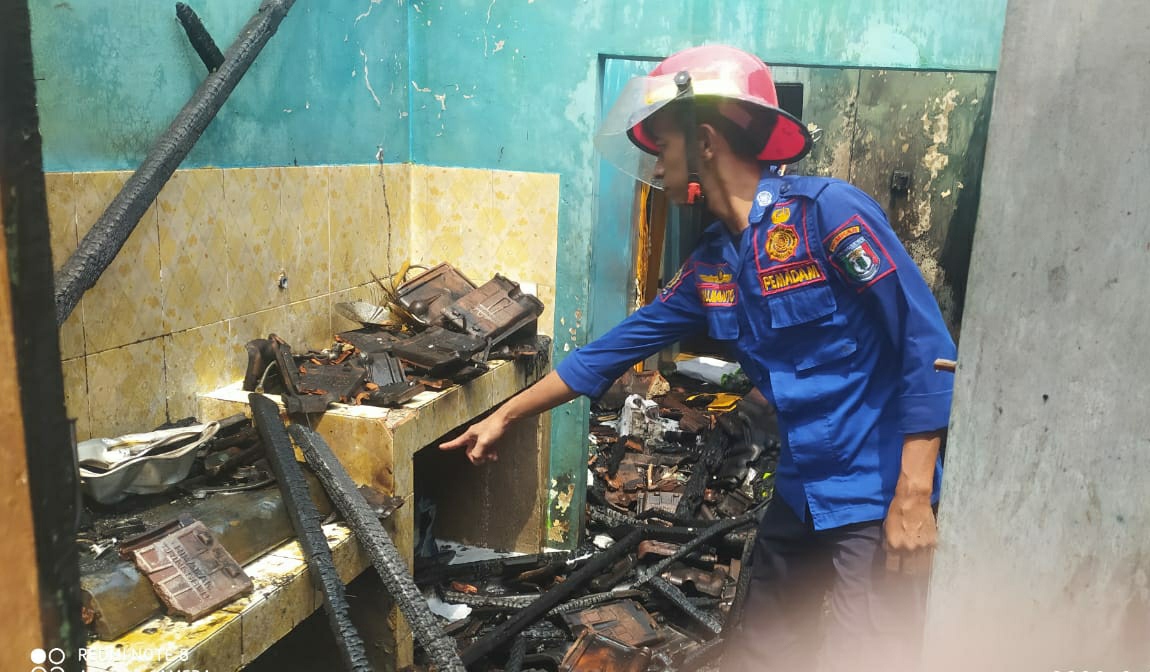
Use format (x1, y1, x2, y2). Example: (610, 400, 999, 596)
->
(596, 44, 813, 187)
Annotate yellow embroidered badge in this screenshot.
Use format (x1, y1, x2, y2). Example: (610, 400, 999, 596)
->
(765, 224, 800, 262)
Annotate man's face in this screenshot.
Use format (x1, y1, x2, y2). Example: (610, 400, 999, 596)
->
(647, 112, 690, 204)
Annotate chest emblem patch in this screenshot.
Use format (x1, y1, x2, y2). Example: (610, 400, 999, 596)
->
(771, 206, 791, 224)
(765, 223, 800, 262)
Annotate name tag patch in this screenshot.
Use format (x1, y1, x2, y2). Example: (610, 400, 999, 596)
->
(759, 260, 826, 295)
(699, 282, 737, 306)
(827, 225, 861, 254)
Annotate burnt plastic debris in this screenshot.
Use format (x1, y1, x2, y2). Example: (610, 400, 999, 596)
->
(243, 333, 423, 411)
(241, 334, 369, 413)
(561, 600, 662, 647)
(386, 326, 490, 377)
(124, 515, 252, 621)
(560, 631, 652, 672)
(441, 274, 545, 346)
(240, 265, 549, 413)
(395, 262, 479, 327)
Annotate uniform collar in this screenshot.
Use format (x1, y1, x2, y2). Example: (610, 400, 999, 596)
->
(699, 166, 790, 248)
(748, 167, 787, 226)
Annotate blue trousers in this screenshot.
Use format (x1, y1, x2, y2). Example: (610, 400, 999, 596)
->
(721, 498, 929, 672)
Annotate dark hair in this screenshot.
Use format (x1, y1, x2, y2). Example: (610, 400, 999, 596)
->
(645, 97, 778, 161)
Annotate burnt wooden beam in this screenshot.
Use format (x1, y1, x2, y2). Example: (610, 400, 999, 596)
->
(460, 528, 643, 667)
(53, 0, 298, 325)
(176, 3, 225, 72)
(289, 424, 466, 672)
(649, 575, 722, 636)
(250, 394, 372, 672)
(721, 532, 756, 637)
(638, 509, 758, 585)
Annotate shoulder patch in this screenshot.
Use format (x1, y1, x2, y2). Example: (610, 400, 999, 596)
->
(822, 215, 897, 290)
(659, 261, 693, 302)
(826, 224, 861, 254)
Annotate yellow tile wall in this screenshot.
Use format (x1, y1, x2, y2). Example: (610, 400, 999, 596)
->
(409, 165, 559, 337)
(49, 163, 559, 441)
(158, 169, 229, 333)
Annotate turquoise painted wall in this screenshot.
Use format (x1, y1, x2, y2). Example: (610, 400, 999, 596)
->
(405, 0, 1007, 544)
(30, 0, 409, 172)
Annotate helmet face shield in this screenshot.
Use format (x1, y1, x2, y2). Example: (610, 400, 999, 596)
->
(595, 70, 760, 188)
(594, 73, 679, 188)
(594, 47, 815, 181)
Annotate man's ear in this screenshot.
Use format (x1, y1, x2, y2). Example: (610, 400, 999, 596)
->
(698, 123, 719, 161)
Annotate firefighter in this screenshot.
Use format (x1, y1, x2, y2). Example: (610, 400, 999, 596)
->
(441, 44, 955, 672)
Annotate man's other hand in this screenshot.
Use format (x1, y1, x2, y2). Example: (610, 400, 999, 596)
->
(883, 493, 937, 574)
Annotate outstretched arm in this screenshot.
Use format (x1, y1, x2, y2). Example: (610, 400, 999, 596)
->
(441, 255, 708, 466)
(439, 370, 577, 464)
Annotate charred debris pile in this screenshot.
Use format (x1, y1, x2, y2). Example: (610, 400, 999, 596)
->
(412, 367, 782, 671)
(74, 262, 547, 646)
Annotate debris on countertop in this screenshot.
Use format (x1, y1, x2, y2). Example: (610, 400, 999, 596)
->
(243, 263, 550, 414)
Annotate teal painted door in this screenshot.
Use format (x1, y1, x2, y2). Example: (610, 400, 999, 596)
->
(588, 56, 660, 341)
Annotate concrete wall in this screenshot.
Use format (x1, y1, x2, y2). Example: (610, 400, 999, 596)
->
(408, 0, 1009, 350)
(32, 3, 560, 443)
(48, 162, 559, 442)
(922, 0, 1150, 667)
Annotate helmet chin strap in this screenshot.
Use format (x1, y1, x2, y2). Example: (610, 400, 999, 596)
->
(673, 71, 704, 207)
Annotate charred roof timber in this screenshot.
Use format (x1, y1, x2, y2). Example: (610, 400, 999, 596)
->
(53, 0, 298, 325)
(289, 424, 466, 672)
(175, 3, 225, 72)
(251, 393, 374, 672)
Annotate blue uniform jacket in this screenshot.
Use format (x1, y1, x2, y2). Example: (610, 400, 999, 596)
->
(556, 171, 957, 530)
